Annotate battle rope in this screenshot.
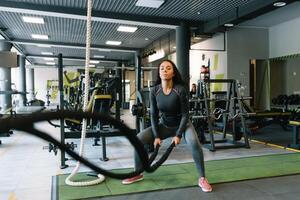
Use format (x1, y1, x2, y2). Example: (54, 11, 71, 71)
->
(0, 111, 175, 179)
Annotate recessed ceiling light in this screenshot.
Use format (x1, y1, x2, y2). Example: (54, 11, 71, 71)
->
(224, 23, 234, 27)
(90, 60, 100, 64)
(197, 11, 201, 15)
(145, 37, 149, 41)
(46, 62, 55, 65)
(31, 34, 49, 40)
(106, 40, 122, 45)
(136, 0, 165, 8)
(273, 2, 286, 7)
(94, 55, 105, 58)
(41, 52, 53, 55)
(117, 26, 138, 33)
(22, 16, 44, 24)
(173, 46, 176, 49)
(44, 57, 54, 61)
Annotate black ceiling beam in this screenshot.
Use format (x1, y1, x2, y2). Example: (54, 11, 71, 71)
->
(0, 0, 203, 28)
(9, 39, 139, 52)
(26, 54, 127, 63)
(196, 0, 298, 34)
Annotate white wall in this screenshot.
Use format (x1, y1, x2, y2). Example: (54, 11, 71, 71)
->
(269, 16, 300, 58)
(34, 68, 58, 103)
(169, 33, 228, 91)
(189, 50, 227, 91)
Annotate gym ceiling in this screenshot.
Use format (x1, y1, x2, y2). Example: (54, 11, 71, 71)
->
(0, 0, 298, 69)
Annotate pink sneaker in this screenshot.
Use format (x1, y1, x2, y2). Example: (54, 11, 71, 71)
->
(198, 177, 212, 192)
(122, 174, 144, 185)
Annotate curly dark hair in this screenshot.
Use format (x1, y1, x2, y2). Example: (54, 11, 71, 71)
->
(154, 59, 185, 85)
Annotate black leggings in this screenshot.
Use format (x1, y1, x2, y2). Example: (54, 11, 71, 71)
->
(134, 121, 205, 177)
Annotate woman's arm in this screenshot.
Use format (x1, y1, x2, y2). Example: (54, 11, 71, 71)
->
(149, 87, 160, 138)
(176, 86, 189, 138)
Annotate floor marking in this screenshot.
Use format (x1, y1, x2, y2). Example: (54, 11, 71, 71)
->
(250, 139, 300, 153)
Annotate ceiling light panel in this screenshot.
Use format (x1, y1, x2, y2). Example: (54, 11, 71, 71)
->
(31, 34, 49, 40)
(22, 16, 44, 24)
(136, 0, 165, 8)
(106, 41, 122, 45)
(37, 44, 52, 48)
(41, 52, 53, 55)
(44, 57, 54, 61)
(90, 60, 100, 64)
(117, 26, 138, 33)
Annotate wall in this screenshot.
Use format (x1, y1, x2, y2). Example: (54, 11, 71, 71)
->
(125, 70, 136, 100)
(270, 60, 285, 99)
(227, 27, 269, 96)
(189, 50, 227, 91)
(12, 67, 59, 104)
(168, 33, 228, 91)
(269, 17, 300, 58)
(283, 58, 300, 95)
(34, 68, 59, 103)
(270, 58, 300, 97)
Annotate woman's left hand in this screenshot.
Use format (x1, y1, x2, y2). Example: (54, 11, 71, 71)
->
(172, 136, 181, 146)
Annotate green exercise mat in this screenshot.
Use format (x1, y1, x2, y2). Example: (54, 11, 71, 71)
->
(54, 153, 300, 200)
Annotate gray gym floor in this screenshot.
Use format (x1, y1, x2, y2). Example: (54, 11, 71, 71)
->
(93, 175, 300, 200)
(0, 110, 298, 200)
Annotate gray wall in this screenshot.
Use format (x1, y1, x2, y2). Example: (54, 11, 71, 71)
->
(270, 58, 300, 98)
(283, 58, 300, 95)
(269, 17, 300, 58)
(270, 60, 285, 99)
(227, 27, 269, 96)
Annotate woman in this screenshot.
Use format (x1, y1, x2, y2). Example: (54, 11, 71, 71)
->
(190, 83, 197, 97)
(122, 60, 212, 192)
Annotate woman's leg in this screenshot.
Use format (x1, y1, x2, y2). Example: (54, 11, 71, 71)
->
(134, 126, 154, 171)
(134, 124, 175, 171)
(183, 122, 205, 177)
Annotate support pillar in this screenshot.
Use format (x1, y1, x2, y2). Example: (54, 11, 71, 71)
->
(0, 41, 12, 113)
(26, 68, 35, 101)
(18, 55, 26, 106)
(115, 62, 122, 121)
(176, 23, 190, 88)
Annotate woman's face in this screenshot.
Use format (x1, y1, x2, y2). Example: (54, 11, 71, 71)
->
(159, 61, 175, 81)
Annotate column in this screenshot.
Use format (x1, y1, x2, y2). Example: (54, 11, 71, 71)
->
(176, 23, 190, 88)
(0, 41, 12, 113)
(18, 55, 26, 106)
(26, 68, 35, 101)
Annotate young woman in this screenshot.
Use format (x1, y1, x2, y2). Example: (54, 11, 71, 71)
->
(122, 60, 212, 192)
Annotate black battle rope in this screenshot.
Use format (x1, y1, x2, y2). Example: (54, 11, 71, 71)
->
(0, 110, 175, 179)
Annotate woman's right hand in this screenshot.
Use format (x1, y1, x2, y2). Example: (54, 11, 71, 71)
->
(154, 138, 162, 147)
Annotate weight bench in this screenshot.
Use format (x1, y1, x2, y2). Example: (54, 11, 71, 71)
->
(288, 121, 300, 149)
